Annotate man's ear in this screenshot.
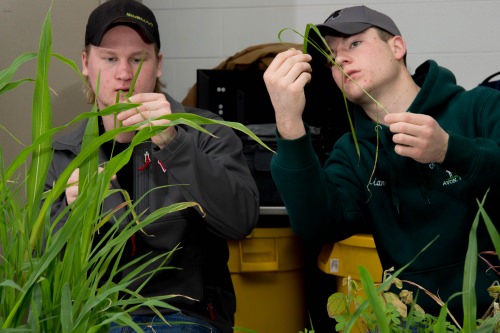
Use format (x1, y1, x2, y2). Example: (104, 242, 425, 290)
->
(156, 52, 163, 78)
(81, 51, 89, 76)
(390, 35, 407, 61)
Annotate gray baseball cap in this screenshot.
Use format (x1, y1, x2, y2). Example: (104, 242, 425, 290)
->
(317, 5, 401, 37)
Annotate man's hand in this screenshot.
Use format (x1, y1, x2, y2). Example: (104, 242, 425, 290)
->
(384, 112, 449, 164)
(263, 48, 312, 140)
(65, 167, 116, 205)
(117, 93, 177, 149)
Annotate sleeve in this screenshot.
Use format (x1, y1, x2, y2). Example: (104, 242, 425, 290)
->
(153, 118, 260, 240)
(440, 89, 500, 193)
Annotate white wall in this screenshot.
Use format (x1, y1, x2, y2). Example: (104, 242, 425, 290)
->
(144, 0, 500, 102)
(1, 1, 498, 165)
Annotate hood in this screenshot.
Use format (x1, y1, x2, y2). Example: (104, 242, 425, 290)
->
(409, 60, 464, 116)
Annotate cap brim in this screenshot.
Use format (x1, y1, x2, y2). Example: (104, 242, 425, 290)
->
(317, 22, 372, 36)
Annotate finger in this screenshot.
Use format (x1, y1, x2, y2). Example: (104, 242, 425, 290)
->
(67, 168, 79, 184)
(392, 132, 421, 148)
(389, 121, 421, 137)
(127, 92, 166, 104)
(280, 54, 312, 82)
(118, 100, 170, 125)
(266, 49, 301, 72)
(267, 51, 311, 81)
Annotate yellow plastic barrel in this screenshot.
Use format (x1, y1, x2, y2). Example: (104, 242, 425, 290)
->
(228, 226, 306, 333)
(317, 234, 383, 333)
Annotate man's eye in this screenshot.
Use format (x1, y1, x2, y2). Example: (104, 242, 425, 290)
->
(351, 41, 361, 48)
(131, 58, 143, 64)
(105, 57, 117, 62)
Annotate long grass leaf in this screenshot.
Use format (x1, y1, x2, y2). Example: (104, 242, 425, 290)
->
(26, 3, 53, 218)
(433, 301, 451, 333)
(462, 193, 488, 331)
(52, 53, 87, 85)
(0, 78, 36, 95)
(359, 266, 390, 333)
(0, 52, 37, 92)
(60, 283, 73, 333)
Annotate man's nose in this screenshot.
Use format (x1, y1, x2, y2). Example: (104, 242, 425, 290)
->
(116, 60, 134, 81)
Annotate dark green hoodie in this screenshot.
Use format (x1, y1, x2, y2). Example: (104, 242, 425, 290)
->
(271, 60, 500, 320)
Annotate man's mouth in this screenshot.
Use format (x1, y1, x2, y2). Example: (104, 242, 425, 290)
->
(344, 71, 359, 84)
(115, 89, 131, 99)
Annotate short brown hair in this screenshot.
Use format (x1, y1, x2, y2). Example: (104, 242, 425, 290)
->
(375, 28, 407, 65)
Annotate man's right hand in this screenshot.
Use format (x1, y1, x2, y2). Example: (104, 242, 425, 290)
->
(263, 48, 312, 140)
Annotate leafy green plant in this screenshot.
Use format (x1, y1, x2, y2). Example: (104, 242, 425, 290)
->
(0, 2, 270, 332)
(325, 192, 499, 333)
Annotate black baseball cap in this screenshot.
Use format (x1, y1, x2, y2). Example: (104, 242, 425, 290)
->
(85, 0, 161, 48)
(317, 5, 401, 37)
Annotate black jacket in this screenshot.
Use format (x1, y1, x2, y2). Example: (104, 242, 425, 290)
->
(46, 94, 260, 332)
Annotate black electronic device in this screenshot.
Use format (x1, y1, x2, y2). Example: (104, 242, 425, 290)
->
(196, 69, 275, 125)
(196, 65, 352, 208)
(196, 66, 351, 157)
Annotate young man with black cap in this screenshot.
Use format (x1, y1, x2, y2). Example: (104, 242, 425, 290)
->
(45, 0, 259, 332)
(264, 5, 500, 327)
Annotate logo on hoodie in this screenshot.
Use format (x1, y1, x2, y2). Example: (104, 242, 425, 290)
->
(429, 163, 462, 186)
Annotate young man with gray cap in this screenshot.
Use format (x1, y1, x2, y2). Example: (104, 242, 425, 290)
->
(264, 5, 499, 327)
(45, 0, 259, 332)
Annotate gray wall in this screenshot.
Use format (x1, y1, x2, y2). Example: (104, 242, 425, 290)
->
(0, 0, 100, 165)
(1, 0, 499, 166)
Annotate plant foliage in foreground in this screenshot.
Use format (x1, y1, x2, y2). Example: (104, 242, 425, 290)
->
(0, 2, 270, 332)
(325, 192, 499, 333)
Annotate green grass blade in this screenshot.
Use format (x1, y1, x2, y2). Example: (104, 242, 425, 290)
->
(0, 52, 37, 92)
(77, 101, 100, 264)
(433, 301, 451, 333)
(359, 266, 390, 333)
(60, 283, 73, 333)
(0, 78, 36, 95)
(462, 193, 488, 332)
(477, 192, 500, 259)
(52, 53, 87, 85)
(27, 3, 53, 214)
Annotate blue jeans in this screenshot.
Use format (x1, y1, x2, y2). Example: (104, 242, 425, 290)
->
(109, 312, 221, 333)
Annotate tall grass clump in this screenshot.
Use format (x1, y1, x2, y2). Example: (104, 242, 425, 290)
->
(0, 3, 269, 332)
